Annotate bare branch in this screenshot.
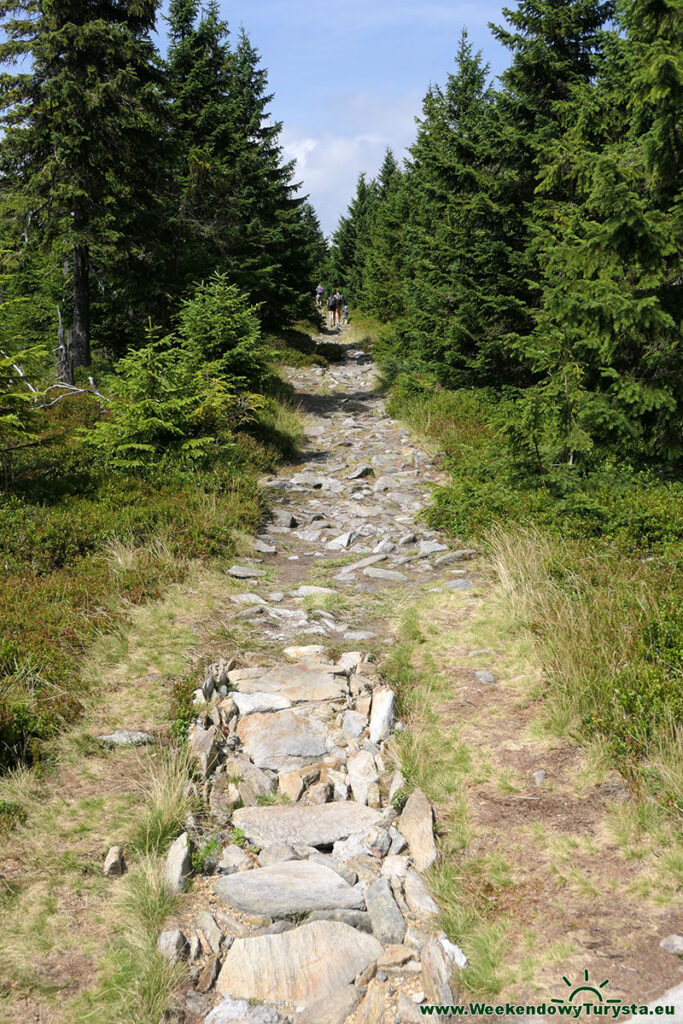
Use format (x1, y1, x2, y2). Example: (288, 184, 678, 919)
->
(0, 348, 38, 392)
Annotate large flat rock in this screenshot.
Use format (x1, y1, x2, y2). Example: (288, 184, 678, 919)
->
(215, 921, 382, 1008)
(236, 710, 329, 771)
(232, 802, 383, 849)
(214, 860, 364, 917)
(234, 664, 346, 703)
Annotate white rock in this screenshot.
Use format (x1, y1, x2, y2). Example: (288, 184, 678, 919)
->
(369, 688, 397, 744)
(103, 845, 125, 877)
(232, 692, 292, 716)
(216, 922, 382, 1007)
(347, 749, 379, 806)
(398, 790, 437, 872)
(164, 832, 192, 893)
(218, 844, 251, 874)
(157, 928, 188, 962)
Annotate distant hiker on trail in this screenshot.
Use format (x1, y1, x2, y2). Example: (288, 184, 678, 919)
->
(316, 282, 324, 308)
(327, 290, 337, 327)
(333, 289, 343, 326)
(341, 304, 349, 326)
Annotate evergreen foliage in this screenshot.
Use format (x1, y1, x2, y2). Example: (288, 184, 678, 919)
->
(331, 1, 682, 474)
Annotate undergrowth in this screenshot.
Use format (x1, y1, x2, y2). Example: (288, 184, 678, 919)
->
(0, 383, 302, 771)
(386, 373, 683, 812)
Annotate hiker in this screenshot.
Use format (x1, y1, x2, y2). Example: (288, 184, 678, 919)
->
(341, 303, 349, 326)
(315, 282, 324, 308)
(327, 290, 337, 327)
(333, 288, 343, 326)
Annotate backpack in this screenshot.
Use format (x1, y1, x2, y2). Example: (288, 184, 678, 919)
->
(327, 296, 335, 310)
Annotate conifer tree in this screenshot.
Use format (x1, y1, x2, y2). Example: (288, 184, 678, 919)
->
(0, 0, 163, 368)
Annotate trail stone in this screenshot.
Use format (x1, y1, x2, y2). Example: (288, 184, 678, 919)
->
(238, 765, 276, 806)
(297, 985, 363, 1024)
(234, 664, 345, 703)
(232, 693, 291, 716)
(307, 852, 358, 886)
(404, 869, 440, 918)
(218, 845, 251, 874)
(418, 540, 449, 557)
(188, 724, 220, 778)
(205, 998, 286, 1023)
(347, 554, 387, 572)
(421, 938, 455, 1003)
(257, 843, 301, 867)
(227, 565, 266, 579)
(328, 530, 358, 550)
(360, 984, 386, 1024)
(451, 548, 477, 560)
(272, 511, 298, 529)
(342, 709, 367, 738)
(164, 832, 192, 892)
(381, 855, 410, 880)
(348, 749, 379, 805)
(363, 566, 407, 581)
(398, 790, 437, 871)
(294, 585, 335, 596)
(475, 669, 496, 686)
(398, 533, 417, 546)
(304, 780, 333, 804)
(307, 908, 372, 931)
(369, 688, 397, 744)
(231, 589, 268, 602)
(282, 644, 327, 662)
(215, 921, 382, 1007)
(236, 710, 328, 770)
(441, 936, 467, 969)
(97, 729, 153, 746)
(214, 860, 364, 917)
(232, 801, 382, 848)
(253, 540, 277, 554)
(396, 993, 423, 1023)
(210, 777, 241, 818)
(365, 876, 407, 944)
(157, 928, 188, 962)
(344, 630, 376, 641)
(660, 935, 683, 955)
(196, 955, 220, 993)
(445, 577, 472, 591)
(388, 770, 406, 803)
(196, 911, 222, 954)
(348, 465, 374, 479)
(278, 769, 304, 802)
(103, 845, 124, 877)
(378, 944, 415, 968)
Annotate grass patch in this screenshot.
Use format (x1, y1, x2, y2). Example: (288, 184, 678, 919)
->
(127, 748, 195, 857)
(386, 375, 683, 815)
(74, 857, 186, 1024)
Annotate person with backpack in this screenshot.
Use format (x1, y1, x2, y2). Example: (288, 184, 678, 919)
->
(327, 291, 337, 327)
(333, 289, 343, 326)
(315, 282, 324, 308)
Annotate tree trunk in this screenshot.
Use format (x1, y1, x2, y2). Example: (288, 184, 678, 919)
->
(71, 244, 91, 368)
(56, 306, 74, 385)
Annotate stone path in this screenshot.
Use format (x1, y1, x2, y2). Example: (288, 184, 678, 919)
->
(160, 333, 481, 1024)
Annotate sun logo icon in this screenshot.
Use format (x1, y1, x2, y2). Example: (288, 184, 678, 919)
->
(552, 970, 623, 1006)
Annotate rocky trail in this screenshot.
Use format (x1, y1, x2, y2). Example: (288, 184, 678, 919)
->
(29, 328, 679, 1024)
(153, 333, 481, 1024)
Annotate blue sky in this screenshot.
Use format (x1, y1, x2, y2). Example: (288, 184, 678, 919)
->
(202, 2, 512, 234)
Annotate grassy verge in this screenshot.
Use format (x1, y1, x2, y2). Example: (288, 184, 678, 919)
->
(385, 376, 683, 811)
(383, 583, 683, 1002)
(0, 564, 252, 1024)
(0, 388, 303, 774)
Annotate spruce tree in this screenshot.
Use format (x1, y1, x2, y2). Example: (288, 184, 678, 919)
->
(0, 0, 163, 368)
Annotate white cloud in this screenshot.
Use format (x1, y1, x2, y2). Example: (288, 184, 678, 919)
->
(282, 89, 421, 234)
